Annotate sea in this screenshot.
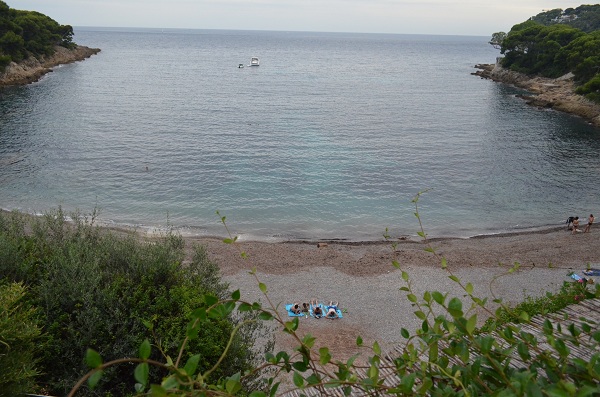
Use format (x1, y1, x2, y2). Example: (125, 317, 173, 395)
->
(1, 27, 599, 242)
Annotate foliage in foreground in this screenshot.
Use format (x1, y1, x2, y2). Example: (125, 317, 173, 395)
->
(69, 194, 600, 396)
(0, 281, 42, 397)
(0, 208, 272, 396)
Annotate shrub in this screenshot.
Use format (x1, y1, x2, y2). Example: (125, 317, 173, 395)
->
(0, 281, 42, 396)
(576, 74, 600, 103)
(482, 277, 596, 332)
(0, 209, 272, 396)
(0, 54, 11, 71)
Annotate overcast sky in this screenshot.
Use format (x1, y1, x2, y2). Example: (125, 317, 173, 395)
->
(10, 1, 588, 36)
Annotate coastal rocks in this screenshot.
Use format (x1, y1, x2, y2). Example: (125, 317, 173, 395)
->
(0, 45, 100, 87)
(473, 63, 600, 128)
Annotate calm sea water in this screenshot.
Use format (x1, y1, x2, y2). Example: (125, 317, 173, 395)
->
(1, 28, 599, 241)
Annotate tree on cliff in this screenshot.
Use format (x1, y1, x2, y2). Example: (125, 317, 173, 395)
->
(0, 1, 74, 71)
(488, 31, 506, 49)
(500, 22, 584, 76)
(497, 10, 600, 103)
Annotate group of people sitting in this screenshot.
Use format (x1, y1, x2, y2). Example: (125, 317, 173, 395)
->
(567, 214, 595, 234)
(289, 299, 340, 319)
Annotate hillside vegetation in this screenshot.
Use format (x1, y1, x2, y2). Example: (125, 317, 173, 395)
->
(493, 4, 600, 102)
(531, 4, 600, 32)
(0, 1, 74, 71)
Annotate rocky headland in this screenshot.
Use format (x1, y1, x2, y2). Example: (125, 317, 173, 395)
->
(0, 45, 100, 87)
(473, 62, 600, 128)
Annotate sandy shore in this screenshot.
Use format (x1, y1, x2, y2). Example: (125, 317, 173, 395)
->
(183, 226, 600, 362)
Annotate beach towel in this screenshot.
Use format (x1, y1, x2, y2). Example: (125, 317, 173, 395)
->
(570, 273, 584, 282)
(583, 268, 600, 276)
(569, 273, 595, 283)
(285, 304, 307, 317)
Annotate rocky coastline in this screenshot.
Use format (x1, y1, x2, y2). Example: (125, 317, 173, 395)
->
(473, 62, 600, 128)
(0, 45, 100, 87)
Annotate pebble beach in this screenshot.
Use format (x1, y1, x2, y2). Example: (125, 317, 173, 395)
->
(184, 226, 599, 362)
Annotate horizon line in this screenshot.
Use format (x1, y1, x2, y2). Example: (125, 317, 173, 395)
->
(73, 25, 492, 38)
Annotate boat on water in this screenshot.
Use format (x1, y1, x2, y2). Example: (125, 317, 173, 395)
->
(249, 57, 259, 66)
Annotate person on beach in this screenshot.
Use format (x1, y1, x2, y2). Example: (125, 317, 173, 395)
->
(326, 307, 338, 319)
(584, 214, 595, 233)
(566, 216, 575, 230)
(310, 299, 323, 318)
(325, 301, 339, 319)
(290, 303, 302, 315)
(572, 216, 580, 234)
(313, 305, 323, 318)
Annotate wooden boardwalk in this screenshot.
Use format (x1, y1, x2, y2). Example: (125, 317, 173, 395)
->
(280, 298, 600, 397)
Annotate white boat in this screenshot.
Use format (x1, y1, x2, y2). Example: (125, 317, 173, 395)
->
(249, 57, 259, 66)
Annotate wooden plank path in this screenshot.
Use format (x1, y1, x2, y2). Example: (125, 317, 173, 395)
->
(280, 298, 600, 397)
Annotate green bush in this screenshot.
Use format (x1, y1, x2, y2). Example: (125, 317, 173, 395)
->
(0, 209, 272, 396)
(0, 281, 42, 397)
(481, 276, 596, 332)
(0, 54, 11, 71)
(576, 74, 600, 102)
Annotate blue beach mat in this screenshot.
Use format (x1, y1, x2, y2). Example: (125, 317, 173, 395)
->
(583, 268, 600, 276)
(285, 304, 307, 317)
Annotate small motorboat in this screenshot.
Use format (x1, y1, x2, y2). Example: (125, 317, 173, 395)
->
(249, 57, 259, 66)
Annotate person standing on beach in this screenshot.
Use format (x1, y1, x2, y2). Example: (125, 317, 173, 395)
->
(584, 214, 595, 233)
(572, 216, 580, 234)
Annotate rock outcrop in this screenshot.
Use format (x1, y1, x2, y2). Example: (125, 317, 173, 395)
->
(473, 62, 600, 128)
(0, 45, 100, 87)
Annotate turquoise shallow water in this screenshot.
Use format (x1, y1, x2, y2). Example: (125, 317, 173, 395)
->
(0, 28, 599, 241)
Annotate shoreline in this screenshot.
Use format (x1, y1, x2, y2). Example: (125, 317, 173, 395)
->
(186, 224, 594, 278)
(472, 62, 600, 128)
(0, 44, 100, 87)
(3, 208, 598, 364)
(96, 219, 566, 247)
(0, 206, 567, 245)
(125, 220, 567, 245)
